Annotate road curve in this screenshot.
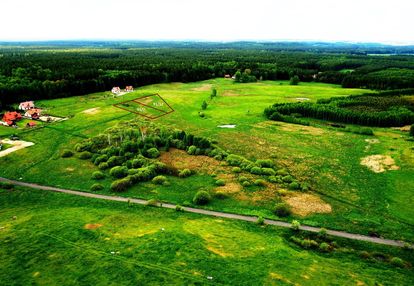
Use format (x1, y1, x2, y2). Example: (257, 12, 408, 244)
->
(1, 177, 412, 249)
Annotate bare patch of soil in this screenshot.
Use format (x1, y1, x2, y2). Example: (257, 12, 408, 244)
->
(360, 155, 400, 173)
(284, 193, 332, 216)
(191, 84, 212, 91)
(159, 149, 221, 174)
(222, 90, 239, 96)
(391, 125, 411, 132)
(83, 107, 100, 115)
(84, 223, 103, 230)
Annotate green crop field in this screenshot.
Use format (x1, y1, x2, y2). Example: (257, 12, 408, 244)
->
(0, 78, 413, 246)
(1, 187, 413, 285)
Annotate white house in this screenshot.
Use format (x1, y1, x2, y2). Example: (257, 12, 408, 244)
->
(19, 101, 35, 110)
(111, 87, 121, 94)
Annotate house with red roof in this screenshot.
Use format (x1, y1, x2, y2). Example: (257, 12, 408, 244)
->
(125, 86, 134, 92)
(24, 108, 42, 120)
(19, 101, 35, 110)
(1, 112, 22, 126)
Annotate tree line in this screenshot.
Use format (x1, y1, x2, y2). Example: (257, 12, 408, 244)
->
(2, 43, 414, 109)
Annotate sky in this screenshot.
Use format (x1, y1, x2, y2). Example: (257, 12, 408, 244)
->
(0, 0, 413, 44)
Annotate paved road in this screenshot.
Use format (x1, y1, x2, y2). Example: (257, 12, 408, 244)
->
(1, 177, 412, 248)
(0, 140, 34, 158)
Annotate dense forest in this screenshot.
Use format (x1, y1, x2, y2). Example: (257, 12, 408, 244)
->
(1, 41, 414, 109)
(264, 89, 414, 127)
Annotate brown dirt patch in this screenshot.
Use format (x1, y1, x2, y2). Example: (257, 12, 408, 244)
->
(207, 246, 232, 257)
(84, 223, 103, 230)
(159, 149, 221, 174)
(360, 155, 400, 173)
(255, 121, 325, 136)
(284, 193, 332, 216)
(191, 84, 212, 91)
(391, 125, 411, 132)
(222, 90, 240, 96)
(83, 107, 100, 115)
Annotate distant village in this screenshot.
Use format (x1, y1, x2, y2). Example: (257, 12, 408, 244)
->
(1, 101, 42, 128)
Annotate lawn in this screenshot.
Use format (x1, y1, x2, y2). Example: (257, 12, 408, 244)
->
(0, 79, 413, 242)
(1, 187, 413, 285)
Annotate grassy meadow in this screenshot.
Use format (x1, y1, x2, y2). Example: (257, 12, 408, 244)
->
(1, 187, 413, 286)
(0, 78, 413, 243)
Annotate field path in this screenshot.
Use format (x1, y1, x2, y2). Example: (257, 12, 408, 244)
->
(1, 177, 412, 249)
(0, 140, 34, 158)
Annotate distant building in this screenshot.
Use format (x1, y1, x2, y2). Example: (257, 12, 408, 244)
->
(1, 111, 22, 126)
(224, 74, 231, 79)
(27, 121, 37, 128)
(24, 108, 42, 120)
(18, 101, 35, 110)
(111, 87, 121, 94)
(125, 86, 134, 92)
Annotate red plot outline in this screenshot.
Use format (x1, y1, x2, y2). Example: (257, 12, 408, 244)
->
(113, 94, 174, 119)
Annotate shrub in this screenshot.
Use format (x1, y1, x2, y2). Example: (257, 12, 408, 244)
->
(110, 166, 129, 179)
(198, 111, 205, 118)
(214, 191, 228, 199)
(226, 154, 245, 166)
(359, 251, 371, 259)
(92, 171, 105, 180)
(290, 75, 300, 85)
(175, 205, 184, 212)
(193, 190, 211, 205)
(390, 257, 405, 267)
(152, 175, 167, 185)
(250, 166, 262, 175)
(98, 162, 109, 170)
(410, 124, 414, 137)
(146, 199, 159, 206)
(232, 167, 242, 173)
(256, 216, 265, 225)
(201, 100, 208, 110)
(282, 175, 293, 183)
(276, 169, 289, 176)
(110, 177, 131, 192)
(318, 228, 328, 239)
(242, 181, 251, 187)
(254, 179, 266, 186)
(238, 176, 249, 182)
(178, 169, 192, 178)
(289, 181, 300, 190)
(107, 156, 124, 167)
(131, 156, 147, 168)
(268, 176, 281, 183)
(90, 183, 104, 192)
(256, 159, 274, 168)
(94, 154, 108, 165)
(261, 168, 276, 176)
(291, 220, 301, 231)
(319, 242, 330, 252)
(215, 179, 226, 186)
(78, 151, 92, 160)
(187, 145, 197, 155)
(274, 203, 292, 217)
(146, 148, 160, 158)
(61, 149, 74, 158)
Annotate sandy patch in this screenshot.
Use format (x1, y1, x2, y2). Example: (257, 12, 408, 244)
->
(83, 107, 100, 115)
(360, 155, 400, 173)
(295, 97, 310, 101)
(284, 193, 332, 216)
(391, 125, 411, 132)
(84, 223, 103, 230)
(365, 138, 380, 144)
(38, 115, 67, 122)
(66, 168, 75, 172)
(0, 139, 34, 158)
(159, 149, 222, 173)
(191, 84, 212, 91)
(218, 125, 236, 128)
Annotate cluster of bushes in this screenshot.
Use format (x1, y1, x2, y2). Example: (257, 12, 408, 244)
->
(359, 251, 408, 268)
(290, 234, 334, 253)
(265, 91, 414, 127)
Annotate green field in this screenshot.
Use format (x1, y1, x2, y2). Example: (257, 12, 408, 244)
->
(0, 78, 413, 244)
(1, 187, 413, 285)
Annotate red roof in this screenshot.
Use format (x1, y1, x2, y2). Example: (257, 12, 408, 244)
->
(2, 112, 22, 125)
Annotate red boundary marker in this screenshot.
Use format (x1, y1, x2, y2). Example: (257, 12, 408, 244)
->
(113, 94, 174, 119)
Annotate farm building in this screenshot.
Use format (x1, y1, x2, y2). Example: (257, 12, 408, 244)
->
(224, 74, 232, 78)
(111, 87, 121, 94)
(26, 121, 37, 128)
(125, 86, 134, 92)
(24, 108, 42, 120)
(1, 111, 22, 126)
(18, 101, 35, 110)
